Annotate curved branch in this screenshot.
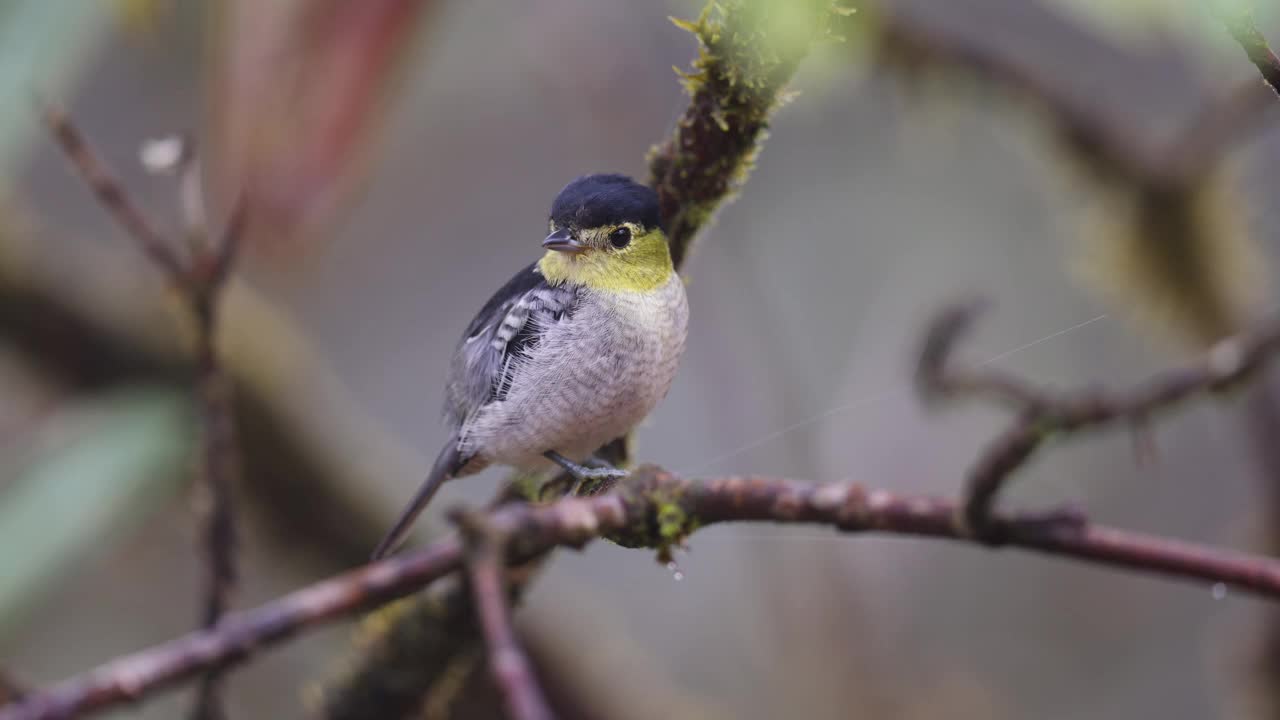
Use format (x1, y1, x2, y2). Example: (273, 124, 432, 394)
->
(40, 111, 250, 720)
(7, 466, 1280, 720)
(648, 0, 852, 267)
(872, 3, 1275, 182)
(919, 300, 1280, 536)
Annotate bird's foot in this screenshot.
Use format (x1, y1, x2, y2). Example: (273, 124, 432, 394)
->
(544, 451, 629, 496)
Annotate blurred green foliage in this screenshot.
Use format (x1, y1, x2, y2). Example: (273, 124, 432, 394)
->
(0, 388, 195, 639)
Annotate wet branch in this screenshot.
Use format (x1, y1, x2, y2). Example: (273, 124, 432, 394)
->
(8, 464, 1280, 720)
(41, 110, 247, 720)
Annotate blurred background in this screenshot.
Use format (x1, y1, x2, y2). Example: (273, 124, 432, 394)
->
(2, 0, 1280, 718)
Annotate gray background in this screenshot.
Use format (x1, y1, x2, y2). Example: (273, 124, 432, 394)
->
(5, 0, 1280, 717)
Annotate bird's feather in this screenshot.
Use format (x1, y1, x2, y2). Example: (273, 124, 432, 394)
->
(444, 261, 578, 427)
(369, 435, 462, 559)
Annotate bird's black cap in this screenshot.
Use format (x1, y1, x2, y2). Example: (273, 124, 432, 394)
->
(549, 174, 662, 232)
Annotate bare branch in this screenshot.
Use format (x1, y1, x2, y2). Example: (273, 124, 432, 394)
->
(184, 157, 245, 720)
(873, 5, 1275, 182)
(917, 300, 1280, 536)
(39, 105, 185, 279)
(8, 466, 1280, 720)
(208, 196, 247, 292)
(42, 112, 248, 720)
(190, 345, 239, 720)
(453, 511, 554, 720)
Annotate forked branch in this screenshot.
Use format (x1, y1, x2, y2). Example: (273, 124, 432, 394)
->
(917, 299, 1280, 537)
(41, 109, 247, 720)
(8, 465, 1280, 720)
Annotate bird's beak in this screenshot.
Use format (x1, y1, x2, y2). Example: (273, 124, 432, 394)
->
(542, 227, 587, 255)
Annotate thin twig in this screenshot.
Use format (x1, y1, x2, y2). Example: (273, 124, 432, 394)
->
(917, 300, 1280, 537)
(208, 198, 247, 291)
(44, 113, 247, 720)
(453, 511, 555, 720)
(39, 105, 184, 279)
(185, 162, 245, 720)
(874, 5, 1275, 183)
(872, 7, 1152, 182)
(1219, 9, 1280, 98)
(8, 466, 1280, 720)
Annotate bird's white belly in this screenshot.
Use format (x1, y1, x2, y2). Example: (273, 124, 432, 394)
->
(458, 274, 687, 471)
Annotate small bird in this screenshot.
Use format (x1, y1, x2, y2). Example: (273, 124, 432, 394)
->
(371, 174, 689, 559)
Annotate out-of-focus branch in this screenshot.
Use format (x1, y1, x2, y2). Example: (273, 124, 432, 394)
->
(0, 135, 424, 719)
(871, 4, 1275, 184)
(11, 465, 1280, 720)
(869, 5, 1151, 182)
(453, 511, 554, 720)
(869, 3, 1274, 350)
(917, 299, 1280, 536)
(37, 108, 183, 276)
(185, 199, 245, 720)
(0, 172, 411, 566)
(648, 0, 854, 267)
(41, 112, 248, 720)
(1220, 8, 1280, 97)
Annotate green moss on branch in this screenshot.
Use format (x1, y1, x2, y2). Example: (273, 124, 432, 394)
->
(650, 0, 854, 268)
(315, 2, 849, 714)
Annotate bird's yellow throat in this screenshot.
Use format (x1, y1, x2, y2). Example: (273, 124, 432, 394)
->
(537, 228, 674, 293)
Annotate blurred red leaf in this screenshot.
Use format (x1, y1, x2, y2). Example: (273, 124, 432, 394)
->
(204, 0, 436, 261)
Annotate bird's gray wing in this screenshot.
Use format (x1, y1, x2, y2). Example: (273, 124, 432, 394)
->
(444, 262, 577, 427)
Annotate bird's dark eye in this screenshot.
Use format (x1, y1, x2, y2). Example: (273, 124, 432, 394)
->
(609, 226, 632, 249)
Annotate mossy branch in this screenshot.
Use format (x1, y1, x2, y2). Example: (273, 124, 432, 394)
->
(649, 0, 855, 268)
(313, 2, 849, 716)
(14, 460, 1280, 720)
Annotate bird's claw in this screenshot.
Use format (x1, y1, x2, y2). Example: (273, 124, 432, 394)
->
(568, 465, 629, 496)
(545, 451, 629, 496)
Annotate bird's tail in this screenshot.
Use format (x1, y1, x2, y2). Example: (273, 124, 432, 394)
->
(370, 439, 462, 560)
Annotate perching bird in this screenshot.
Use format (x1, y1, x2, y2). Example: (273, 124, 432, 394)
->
(371, 174, 689, 559)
